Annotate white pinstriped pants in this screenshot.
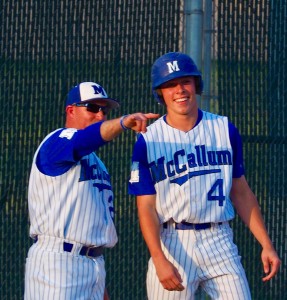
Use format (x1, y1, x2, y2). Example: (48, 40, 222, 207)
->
(24, 236, 106, 300)
(147, 222, 251, 300)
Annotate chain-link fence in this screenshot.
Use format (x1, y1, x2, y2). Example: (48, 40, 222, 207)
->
(215, 1, 286, 298)
(0, 0, 286, 299)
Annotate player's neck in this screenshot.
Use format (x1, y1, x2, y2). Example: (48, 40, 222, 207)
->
(166, 109, 199, 132)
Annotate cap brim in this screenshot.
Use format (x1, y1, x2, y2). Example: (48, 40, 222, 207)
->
(155, 71, 201, 89)
(83, 98, 120, 109)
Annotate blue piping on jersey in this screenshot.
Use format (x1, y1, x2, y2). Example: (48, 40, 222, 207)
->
(170, 169, 221, 186)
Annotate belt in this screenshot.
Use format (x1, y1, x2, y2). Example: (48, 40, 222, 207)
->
(63, 242, 104, 258)
(163, 221, 222, 230)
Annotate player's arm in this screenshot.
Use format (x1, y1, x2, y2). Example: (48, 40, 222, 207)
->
(136, 194, 184, 291)
(231, 176, 281, 281)
(100, 113, 160, 141)
(130, 135, 183, 291)
(229, 122, 281, 281)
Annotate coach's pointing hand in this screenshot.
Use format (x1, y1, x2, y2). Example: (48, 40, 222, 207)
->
(100, 112, 160, 141)
(121, 113, 160, 133)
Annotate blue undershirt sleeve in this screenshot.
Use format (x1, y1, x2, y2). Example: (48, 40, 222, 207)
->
(128, 134, 156, 195)
(36, 122, 108, 176)
(229, 122, 245, 178)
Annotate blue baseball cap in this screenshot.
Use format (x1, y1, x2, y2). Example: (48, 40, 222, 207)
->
(66, 82, 120, 109)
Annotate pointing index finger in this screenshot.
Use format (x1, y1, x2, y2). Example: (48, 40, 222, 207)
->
(144, 113, 160, 119)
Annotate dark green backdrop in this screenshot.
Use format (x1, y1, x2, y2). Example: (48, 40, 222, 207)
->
(0, 0, 286, 299)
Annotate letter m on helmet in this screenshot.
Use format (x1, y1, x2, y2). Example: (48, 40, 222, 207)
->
(167, 61, 180, 73)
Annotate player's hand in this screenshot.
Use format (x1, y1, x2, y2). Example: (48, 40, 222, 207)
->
(122, 113, 160, 133)
(153, 256, 185, 291)
(261, 246, 281, 281)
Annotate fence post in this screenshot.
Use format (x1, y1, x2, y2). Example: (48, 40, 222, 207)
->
(184, 0, 204, 107)
(202, 0, 213, 111)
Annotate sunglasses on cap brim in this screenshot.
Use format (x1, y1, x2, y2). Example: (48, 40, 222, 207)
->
(72, 102, 111, 115)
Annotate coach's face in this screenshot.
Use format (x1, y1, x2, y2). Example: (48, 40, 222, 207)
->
(160, 76, 197, 116)
(65, 100, 108, 129)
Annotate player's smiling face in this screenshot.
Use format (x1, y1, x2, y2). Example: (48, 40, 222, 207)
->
(160, 76, 197, 115)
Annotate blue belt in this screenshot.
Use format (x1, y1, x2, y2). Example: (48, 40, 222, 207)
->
(32, 237, 104, 258)
(163, 221, 222, 230)
(63, 242, 104, 258)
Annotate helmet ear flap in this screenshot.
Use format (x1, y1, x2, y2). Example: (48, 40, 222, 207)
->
(152, 89, 164, 104)
(195, 77, 204, 95)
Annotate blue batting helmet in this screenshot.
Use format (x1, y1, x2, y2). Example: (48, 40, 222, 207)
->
(151, 52, 203, 104)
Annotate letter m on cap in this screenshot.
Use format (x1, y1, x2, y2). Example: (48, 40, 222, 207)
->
(92, 84, 107, 96)
(167, 61, 180, 73)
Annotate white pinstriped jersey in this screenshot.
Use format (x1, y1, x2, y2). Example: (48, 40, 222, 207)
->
(129, 110, 237, 224)
(28, 129, 118, 248)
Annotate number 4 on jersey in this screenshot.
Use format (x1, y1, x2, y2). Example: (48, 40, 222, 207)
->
(207, 179, 225, 206)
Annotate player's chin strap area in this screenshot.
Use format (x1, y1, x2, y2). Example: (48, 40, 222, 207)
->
(163, 220, 225, 230)
(32, 235, 104, 259)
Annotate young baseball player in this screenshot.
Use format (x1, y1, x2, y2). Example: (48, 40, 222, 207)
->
(24, 81, 159, 300)
(128, 52, 281, 299)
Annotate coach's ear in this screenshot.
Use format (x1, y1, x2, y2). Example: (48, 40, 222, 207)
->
(66, 105, 75, 116)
